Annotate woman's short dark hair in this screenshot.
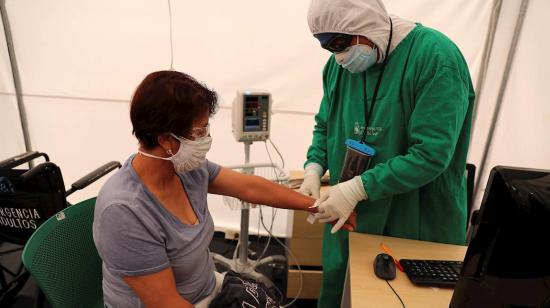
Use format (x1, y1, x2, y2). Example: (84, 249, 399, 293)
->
(130, 70, 218, 149)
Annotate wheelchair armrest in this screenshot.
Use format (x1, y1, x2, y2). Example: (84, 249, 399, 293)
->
(66, 161, 121, 196)
(0, 151, 49, 169)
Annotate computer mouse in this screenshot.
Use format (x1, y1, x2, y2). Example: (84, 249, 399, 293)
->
(374, 253, 396, 280)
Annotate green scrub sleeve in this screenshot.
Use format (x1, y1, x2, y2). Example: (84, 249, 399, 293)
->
(305, 64, 333, 172)
(361, 64, 470, 201)
(305, 93, 329, 171)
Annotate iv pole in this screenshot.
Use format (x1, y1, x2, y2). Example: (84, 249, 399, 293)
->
(212, 141, 286, 288)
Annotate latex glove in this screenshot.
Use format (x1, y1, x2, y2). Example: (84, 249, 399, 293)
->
(315, 176, 367, 233)
(298, 163, 323, 199)
(308, 201, 358, 232)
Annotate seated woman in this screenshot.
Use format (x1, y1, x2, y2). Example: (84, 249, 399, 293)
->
(92, 70, 351, 308)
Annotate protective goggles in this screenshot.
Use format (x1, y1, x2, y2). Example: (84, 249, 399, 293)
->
(316, 33, 354, 53)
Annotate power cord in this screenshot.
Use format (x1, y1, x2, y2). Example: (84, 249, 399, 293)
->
(250, 143, 279, 267)
(385, 280, 405, 308)
(227, 138, 303, 306)
(265, 139, 285, 169)
(259, 206, 303, 308)
(250, 206, 275, 269)
(261, 138, 303, 307)
(256, 205, 262, 252)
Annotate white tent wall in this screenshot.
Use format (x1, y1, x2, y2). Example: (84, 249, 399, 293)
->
(469, 0, 550, 209)
(0, 95, 24, 156)
(0, 0, 491, 237)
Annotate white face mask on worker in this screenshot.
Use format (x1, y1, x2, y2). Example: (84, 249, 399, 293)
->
(139, 134, 212, 174)
(335, 39, 377, 74)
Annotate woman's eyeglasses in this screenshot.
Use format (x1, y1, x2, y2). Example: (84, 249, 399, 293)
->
(189, 123, 210, 139)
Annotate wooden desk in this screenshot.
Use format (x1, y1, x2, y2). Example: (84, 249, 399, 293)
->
(349, 233, 467, 308)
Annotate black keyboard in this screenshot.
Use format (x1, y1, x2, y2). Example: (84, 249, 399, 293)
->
(400, 259, 463, 288)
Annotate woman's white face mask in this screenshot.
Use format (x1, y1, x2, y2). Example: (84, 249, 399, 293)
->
(139, 133, 212, 174)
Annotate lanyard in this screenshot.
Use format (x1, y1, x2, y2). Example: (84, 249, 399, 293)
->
(360, 17, 393, 144)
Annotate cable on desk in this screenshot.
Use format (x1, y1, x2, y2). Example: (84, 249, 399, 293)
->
(385, 280, 405, 308)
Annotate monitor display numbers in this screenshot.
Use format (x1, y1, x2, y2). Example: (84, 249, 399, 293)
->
(245, 99, 260, 117)
(245, 102, 259, 109)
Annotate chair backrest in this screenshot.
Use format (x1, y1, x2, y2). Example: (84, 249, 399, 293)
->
(21, 197, 103, 308)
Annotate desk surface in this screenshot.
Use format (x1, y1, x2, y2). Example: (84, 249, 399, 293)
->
(349, 233, 467, 308)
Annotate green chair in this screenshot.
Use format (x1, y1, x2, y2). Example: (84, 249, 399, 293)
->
(21, 197, 104, 308)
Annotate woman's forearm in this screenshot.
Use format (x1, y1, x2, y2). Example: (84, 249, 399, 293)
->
(243, 176, 316, 212)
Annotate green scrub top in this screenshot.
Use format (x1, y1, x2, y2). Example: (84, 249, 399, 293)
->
(305, 25, 474, 308)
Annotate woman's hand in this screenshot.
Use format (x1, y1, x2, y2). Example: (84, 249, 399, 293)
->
(337, 211, 357, 232)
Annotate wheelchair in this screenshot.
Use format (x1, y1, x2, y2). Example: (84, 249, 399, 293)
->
(0, 151, 120, 307)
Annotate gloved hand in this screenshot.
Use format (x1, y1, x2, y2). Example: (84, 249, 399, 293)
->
(298, 163, 323, 199)
(315, 176, 367, 233)
(308, 200, 358, 232)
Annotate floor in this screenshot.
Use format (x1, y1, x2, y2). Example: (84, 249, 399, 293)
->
(1, 231, 317, 308)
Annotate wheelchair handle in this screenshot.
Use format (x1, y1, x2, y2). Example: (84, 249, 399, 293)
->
(0, 151, 49, 169)
(66, 161, 121, 196)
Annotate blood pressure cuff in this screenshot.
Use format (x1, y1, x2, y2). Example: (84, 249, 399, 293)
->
(208, 270, 280, 308)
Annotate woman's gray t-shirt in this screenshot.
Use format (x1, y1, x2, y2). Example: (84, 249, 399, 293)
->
(93, 155, 220, 307)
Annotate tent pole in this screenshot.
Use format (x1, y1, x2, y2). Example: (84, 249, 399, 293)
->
(472, 0, 502, 129)
(473, 0, 530, 203)
(0, 0, 33, 166)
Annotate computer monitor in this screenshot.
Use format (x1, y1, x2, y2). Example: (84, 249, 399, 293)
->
(450, 166, 550, 307)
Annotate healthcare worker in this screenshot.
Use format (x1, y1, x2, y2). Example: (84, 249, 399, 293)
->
(299, 0, 475, 306)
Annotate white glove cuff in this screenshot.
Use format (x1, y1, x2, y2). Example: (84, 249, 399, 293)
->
(304, 162, 324, 178)
(339, 176, 368, 204)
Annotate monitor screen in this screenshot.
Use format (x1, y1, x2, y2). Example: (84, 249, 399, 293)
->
(450, 166, 550, 307)
(242, 95, 269, 132)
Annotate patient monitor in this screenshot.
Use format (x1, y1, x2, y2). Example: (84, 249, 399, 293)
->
(232, 91, 271, 142)
(216, 92, 287, 289)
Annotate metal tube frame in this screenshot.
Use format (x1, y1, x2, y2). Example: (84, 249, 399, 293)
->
(472, 0, 503, 128)
(0, 0, 33, 166)
(474, 0, 531, 202)
(238, 141, 252, 265)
